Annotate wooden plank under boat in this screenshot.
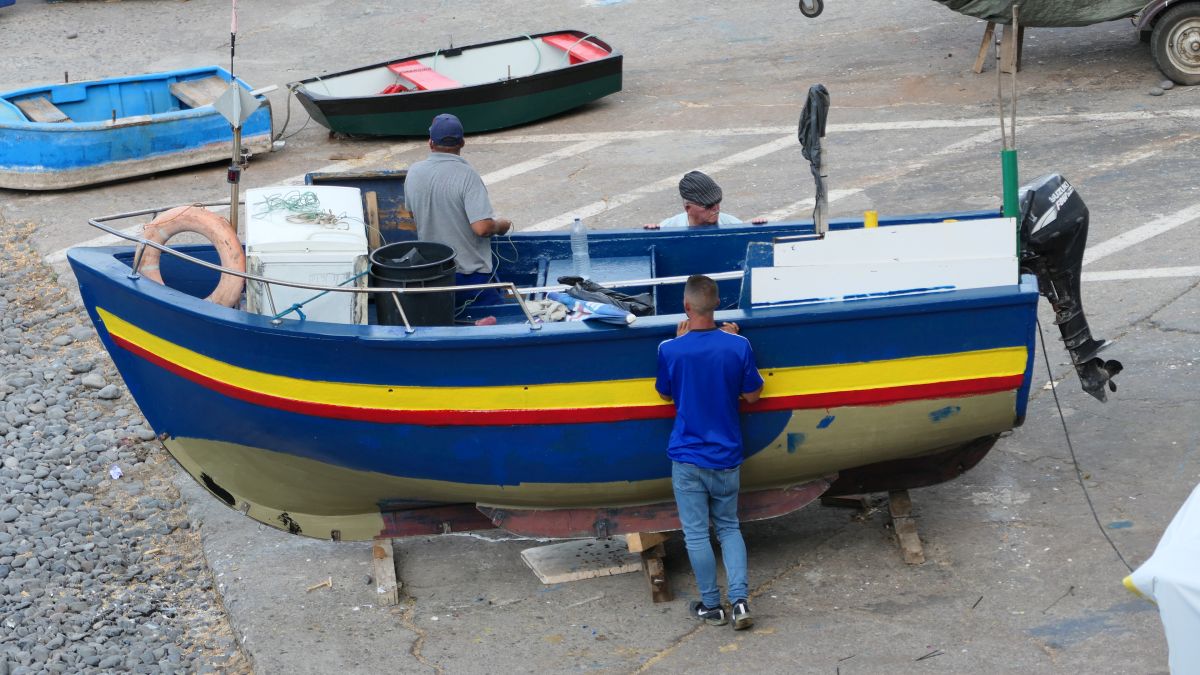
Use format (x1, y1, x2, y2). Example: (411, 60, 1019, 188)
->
(0, 66, 273, 191)
(288, 30, 622, 137)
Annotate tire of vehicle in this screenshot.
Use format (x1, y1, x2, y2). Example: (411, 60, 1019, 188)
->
(799, 0, 823, 19)
(1151, 3, 1200, 86)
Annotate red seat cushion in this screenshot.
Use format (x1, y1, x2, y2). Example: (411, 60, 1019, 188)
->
(384, 61, 462, 91)
(542, 34, 609, 64)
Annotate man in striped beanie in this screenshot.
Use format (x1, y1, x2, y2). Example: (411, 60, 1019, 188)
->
(645, 171, 765, 229)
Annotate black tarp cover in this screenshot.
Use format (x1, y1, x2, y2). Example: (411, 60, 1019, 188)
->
(934, 0, 1147, 27)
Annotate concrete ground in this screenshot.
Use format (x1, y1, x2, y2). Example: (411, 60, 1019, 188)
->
(3, 0, 1198, 672)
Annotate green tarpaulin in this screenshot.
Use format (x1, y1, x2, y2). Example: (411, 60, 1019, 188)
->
(934, 0, 1146, 27)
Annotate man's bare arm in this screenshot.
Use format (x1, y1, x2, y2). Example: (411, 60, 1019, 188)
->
(470, 218, 512, 237)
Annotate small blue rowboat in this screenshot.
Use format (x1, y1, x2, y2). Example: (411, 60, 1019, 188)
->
(0, 66, 273, 190)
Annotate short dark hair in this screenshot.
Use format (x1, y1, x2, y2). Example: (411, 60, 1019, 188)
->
(683, 274, 720, 314)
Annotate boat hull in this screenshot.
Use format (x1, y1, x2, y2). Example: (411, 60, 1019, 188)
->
(68, 230, 1038, 540)
(0, 67, 272, 190)
(291, 32, 622, 136)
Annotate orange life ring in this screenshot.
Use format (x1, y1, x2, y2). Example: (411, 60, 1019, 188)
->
(139, 205, 246, 308)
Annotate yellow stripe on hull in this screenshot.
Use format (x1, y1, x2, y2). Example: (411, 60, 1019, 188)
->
(99, 307, 1027, 412)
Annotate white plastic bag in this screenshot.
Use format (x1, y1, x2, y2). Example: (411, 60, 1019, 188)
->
(1124, 483, 1200, 673)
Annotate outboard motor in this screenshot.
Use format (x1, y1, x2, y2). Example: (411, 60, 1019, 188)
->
(1018, 173, 1123, 401)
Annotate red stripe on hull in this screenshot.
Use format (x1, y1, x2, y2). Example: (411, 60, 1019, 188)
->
(111, 334, 1023, 427)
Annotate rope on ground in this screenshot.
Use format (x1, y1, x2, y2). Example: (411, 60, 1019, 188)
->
(1037, 318, 1134, 574)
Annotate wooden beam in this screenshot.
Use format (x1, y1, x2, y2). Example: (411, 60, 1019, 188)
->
(15, 97, 71, 124)
(1000, 24, 1025, 74)
(364, 191, 382, 252)
(973, 21, 997, 74)
(625, 532, 669, 554)
(888, 489, 925, 565)
(641, 543, 672, 603)
(372, 539, 402, 605)
(169, 76, 228, 109)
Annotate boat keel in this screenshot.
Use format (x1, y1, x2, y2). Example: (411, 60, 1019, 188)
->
(476, 475, 836, 539)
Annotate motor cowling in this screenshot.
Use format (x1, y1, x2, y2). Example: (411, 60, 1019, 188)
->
(1018, 173, 1123, 402)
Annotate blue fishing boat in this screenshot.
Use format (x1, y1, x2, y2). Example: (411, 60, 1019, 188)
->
(0, 66, 273, 190)
(65, 165, 1121, 541)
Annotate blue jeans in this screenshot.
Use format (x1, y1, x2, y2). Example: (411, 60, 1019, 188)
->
(455, 272, 503, 309)
(671, 460, 748, 608)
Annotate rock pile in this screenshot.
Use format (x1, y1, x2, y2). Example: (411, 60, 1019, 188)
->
(1, 225, 247, 673)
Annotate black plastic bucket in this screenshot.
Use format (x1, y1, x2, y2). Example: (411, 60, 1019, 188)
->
(369, 241, 457, 327)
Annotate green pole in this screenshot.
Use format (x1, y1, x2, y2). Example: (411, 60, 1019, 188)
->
(1001, 147, 1019, 256)
(1001, 148, 1019, 218)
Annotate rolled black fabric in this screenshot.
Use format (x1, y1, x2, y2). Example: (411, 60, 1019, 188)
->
(556, 276, 655, 316)
(678, 171, 723, 206)
(798, 84, 830, 213)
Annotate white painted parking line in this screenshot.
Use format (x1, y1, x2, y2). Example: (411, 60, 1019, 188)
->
(523, 135, 797, 231)
(1083, 203, 1200, 266)
(1083, 266, 1200, 282)
(480, 140, 610, 185)
(753, 189, 864, 223)
(44, 107, 1200, 261)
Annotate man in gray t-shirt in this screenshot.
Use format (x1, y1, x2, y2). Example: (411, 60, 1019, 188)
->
(405, 113, 512, 307)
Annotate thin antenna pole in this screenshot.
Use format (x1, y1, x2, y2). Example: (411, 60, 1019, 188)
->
(228, 0, 241, 235)
(1010, 5, 1019, 147)
(996, 31, 1007, 149)
(230, 0, 237, 79)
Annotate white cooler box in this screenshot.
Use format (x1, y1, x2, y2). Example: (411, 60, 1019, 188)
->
(243, 185, 369, 324)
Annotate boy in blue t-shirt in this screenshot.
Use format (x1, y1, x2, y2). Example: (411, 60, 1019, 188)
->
(655, 275, 764, 630)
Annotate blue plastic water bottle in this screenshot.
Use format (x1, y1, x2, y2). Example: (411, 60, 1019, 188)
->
(570, 217, 591, 278)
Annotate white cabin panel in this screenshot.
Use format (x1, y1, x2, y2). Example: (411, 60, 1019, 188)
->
(751, 217, 1018, 307)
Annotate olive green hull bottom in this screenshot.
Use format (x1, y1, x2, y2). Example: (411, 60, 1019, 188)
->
(166, 392, 1016, 540)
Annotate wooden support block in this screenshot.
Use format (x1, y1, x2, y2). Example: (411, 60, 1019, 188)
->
(624, 532, 669, 554)
(641, 543, 672, 603)
(888, 489, 925, 565)
(170, 76, 229, 109)
(372, 539, 402, 606)
(363, 191, 382, 252)
(1000, 24, 1025, 74)
(973, 21, 997, 74)
(15, 97, 71, 123)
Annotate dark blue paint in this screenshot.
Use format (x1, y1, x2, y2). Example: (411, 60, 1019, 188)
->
(786, 432, 806, 453)
(929, 406, 961, 422)
(817, 415, 835, 429)
(1106, 520, 1133, 529)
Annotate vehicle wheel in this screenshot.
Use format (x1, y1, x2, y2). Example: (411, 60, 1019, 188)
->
(798, 0, 823, 18)
(1151, 3, 1200, 86)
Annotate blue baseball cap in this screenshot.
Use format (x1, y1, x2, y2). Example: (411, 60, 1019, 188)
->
(429, 113, 464, 146)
